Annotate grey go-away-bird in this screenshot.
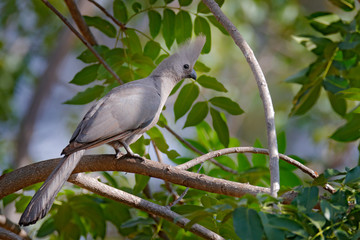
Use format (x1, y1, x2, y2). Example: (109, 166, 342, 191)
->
(19, 36, 205, 226)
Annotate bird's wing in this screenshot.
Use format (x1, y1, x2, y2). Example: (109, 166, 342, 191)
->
(72, 81, 161, 145)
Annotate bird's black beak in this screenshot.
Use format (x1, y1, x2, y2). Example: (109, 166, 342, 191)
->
(188, 69, 197, 80)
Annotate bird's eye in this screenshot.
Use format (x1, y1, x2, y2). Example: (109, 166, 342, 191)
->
(183, 64, 189, 69)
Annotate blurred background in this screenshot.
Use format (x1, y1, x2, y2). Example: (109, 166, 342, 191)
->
(0, 0, 358, 181)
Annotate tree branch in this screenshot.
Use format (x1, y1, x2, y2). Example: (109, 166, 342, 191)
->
(0, 155, 270, 200)
(64, 0, 97, 46)
(176, 147, 336, 194)
(0, 215, 30, 240)
(88, 0, 126, 30)
(163, 125, 238, 174)
(41, 0, 124, 84)
(69, 174, 224, 240)
(201, 0, 280, 197)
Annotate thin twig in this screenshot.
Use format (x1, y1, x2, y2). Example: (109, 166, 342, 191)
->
(88, 0, 126, 30)
(69, 174, 225, 240)
(201, 0, 280, 197)
(41, 0, 124, 85)
(152, 141, 181, 202)
(64, 0, 97, 45)
(176, 147, 336, 194)
(164, 125, 238, 175)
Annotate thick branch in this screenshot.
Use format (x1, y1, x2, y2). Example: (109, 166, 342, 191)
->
(202, 0, 280, 197)
(69, 174, 224, 240)
(64, 0, 97, 46)
(41, 0, 124, 84)
(0, 155, 270, 200)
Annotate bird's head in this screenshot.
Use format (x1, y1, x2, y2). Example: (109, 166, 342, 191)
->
(152, 36, 206, 82)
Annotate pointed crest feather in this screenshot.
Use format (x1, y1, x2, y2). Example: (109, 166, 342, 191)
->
(177, 35, 206, 66)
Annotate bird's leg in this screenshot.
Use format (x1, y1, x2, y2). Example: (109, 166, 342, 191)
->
(120, 141, 142, 159)
(109, 141, 123, 159)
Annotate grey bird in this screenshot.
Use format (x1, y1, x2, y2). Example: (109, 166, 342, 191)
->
(19, 36, 205, 226)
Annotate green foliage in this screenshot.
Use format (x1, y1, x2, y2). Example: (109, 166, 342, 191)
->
(288, 4, 360, 143)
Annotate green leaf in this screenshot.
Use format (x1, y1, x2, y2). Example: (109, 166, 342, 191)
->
(252, 139, 267, 167)
(83, 16, 116, 38)
(201, 195, 218, 208)
(134, 174, 150, 194)
(233, 207, 263, 240)
(210, 107, 229, 147)
(179, 0, 192, 6)
(285, 68, 308, 84)
(197, 75, 227, 92)
(338, 87, 360, 101)
(2, 193, 19, 207)
(148, 10, 161, 38)
(144, 40, 161, 60)
(328, 92, 347, 116)
(183, 101, 209, 128)
(77, 45, 109, 64)
(64, 85, 104, 105)
(163, 9, 176, 49)
(149, 0, 157, 4)
(37, 218, 56, 238)
(15, 196, 31, 213)
(290, 82, 322, 116)
(70, 64, 99, 86)
(197, 0, 224, 14)
(194, 61, 211, 73)
(132, 2, 142, 13)
(114, 0, 128, 23)
(267, 216, 308, 238)
(207, 15, 229, 35)
(104, 202, 134, 235)
(147, 127, 180, 159)
(280, 170, 302, 187)
(328, 0, 355, 11)
(323, 75, 349, 94)
(194, 16, 211, 54)
(175, 10, 192, 44)
(293, 186, 319, 213)
(209, 96, 244, 115)
(331, 114, 360, 142)
(259, 213, 285, 240)
(344, 166, 360, 185)
(164, 0, 174, 3)
(237, 153, 251, 171)
(125, 29, 142, 54)
(174, 83, 199, 121)
(121, 217, 155, 228)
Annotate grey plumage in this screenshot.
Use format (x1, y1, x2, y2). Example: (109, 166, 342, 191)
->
(19, 36, 205, 226)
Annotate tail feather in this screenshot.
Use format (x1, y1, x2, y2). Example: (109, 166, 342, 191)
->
(19, 150, 85, 226)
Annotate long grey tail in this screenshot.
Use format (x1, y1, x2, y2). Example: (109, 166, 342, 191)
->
(19, 149, 85, 226)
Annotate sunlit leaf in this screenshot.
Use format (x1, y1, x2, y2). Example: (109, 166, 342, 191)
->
(70, 64, 99, 86)
(183, 101, 209, 128)
(175, 10, 192, 44)
(83, 16, 116, 38)
(144, 40, 161, 60)
(194, 16, 211, 54)
(210, 107, 229, 147)
(197, 75, 227, 92)
(209, 96, 244, 115)
(64, 85, 104, 105)
(163, 9, 176, 49)
(114, 0, 128, 23)
(148, 10, 161, 38)
(174, 83, 199, 121)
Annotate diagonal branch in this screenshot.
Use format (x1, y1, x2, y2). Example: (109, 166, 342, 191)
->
(41, 0, 124, 84)
(0, 215, 30, 240)
(163, 125, 238, 174)
(88, 0, 126, 30)
(201, 0, 280, 197)
(69, 174, 224, 240)
(64, 0, 97, 45)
